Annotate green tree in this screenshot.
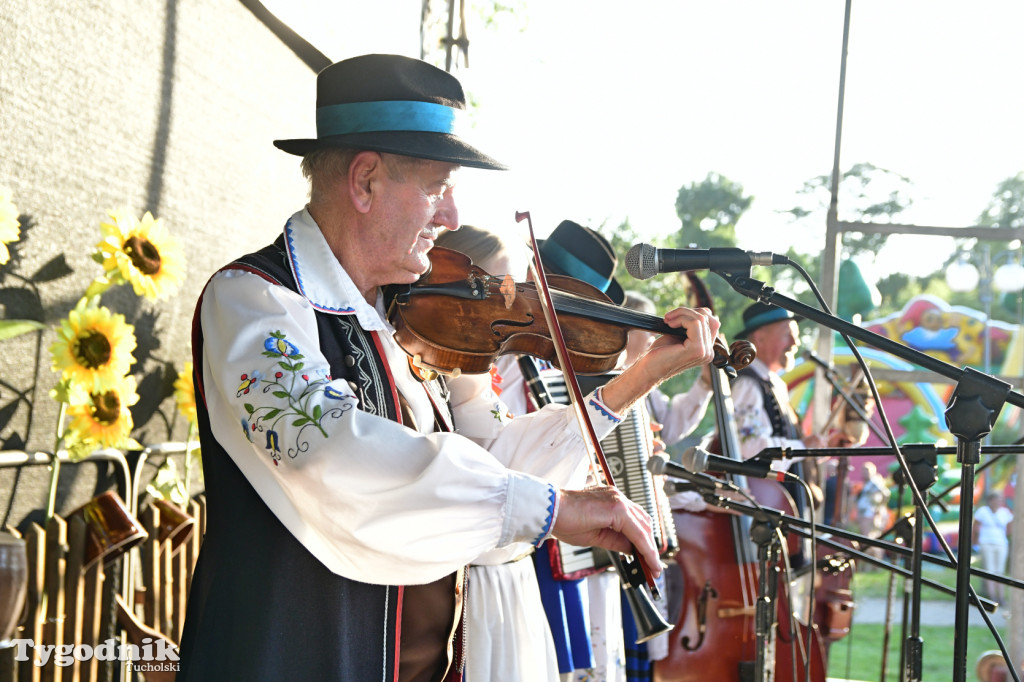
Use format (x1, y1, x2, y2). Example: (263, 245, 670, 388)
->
(978, 172, 1024, 230)
(607, 173, 755, 414)
(936, 173, 1024, 323)
(782, 162, 913, 260)
(776, 163, 920, 324)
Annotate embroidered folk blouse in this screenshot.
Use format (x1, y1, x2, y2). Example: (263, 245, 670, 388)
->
(197, 208, 623, 586)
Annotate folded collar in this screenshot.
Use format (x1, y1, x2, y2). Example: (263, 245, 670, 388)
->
(282, 208, 389, 332)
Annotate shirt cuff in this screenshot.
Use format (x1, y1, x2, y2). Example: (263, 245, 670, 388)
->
(587, 387, 623, 434)
(500, 471, 559, 548)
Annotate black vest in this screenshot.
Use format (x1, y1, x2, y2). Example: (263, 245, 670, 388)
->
(733, 367, 808, 522)
(178, 236, 458, 681)
(733, 367, 801, 442)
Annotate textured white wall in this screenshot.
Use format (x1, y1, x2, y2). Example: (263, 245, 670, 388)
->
(0, 0, 337, 517)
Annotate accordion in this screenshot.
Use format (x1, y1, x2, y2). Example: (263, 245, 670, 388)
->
(530, 367, 679, 580)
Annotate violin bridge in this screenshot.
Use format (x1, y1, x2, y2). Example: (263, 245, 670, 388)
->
(409, 354, 462, 381)
(409, 354, 439, 381)
(499, 274, 516, 309)
(718, 605, 756, 618)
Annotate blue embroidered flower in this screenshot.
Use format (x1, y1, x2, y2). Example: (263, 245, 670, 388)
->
(266, 430, 282, 465)
(241, 418, 253, 442)
(264, 332, 300, 357)
(324, 385, 352, 400)
(242, 330, 358, 464)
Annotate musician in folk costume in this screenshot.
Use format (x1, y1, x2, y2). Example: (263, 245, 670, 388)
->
(491, 219, 635, 681)
(435, 224, 584, 681)
(622, 290, 714, 447)
(729, 302, 850, 563)
(178, 54, 719, 682)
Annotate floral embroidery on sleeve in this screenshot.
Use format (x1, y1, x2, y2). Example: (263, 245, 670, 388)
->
(238, 330, 355, 466)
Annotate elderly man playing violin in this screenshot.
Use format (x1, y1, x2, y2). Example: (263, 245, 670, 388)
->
(177, 54, 718, 682)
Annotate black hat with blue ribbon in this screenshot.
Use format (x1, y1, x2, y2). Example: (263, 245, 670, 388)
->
(274, 54, 506, 171)
(735, 301, 802, 339)
(538, 220, 624, 305)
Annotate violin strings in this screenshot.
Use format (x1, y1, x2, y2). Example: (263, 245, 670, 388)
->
(480, 278, 672, 332)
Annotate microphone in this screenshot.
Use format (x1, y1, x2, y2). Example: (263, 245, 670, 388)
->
(646, 455, 722, 491)
(680, 446, 789, 482)
(624, 243, 787, 280)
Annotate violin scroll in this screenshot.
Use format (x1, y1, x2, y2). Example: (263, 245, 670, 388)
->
(710, 338, 756, 375)
(728, 339, 756, 370)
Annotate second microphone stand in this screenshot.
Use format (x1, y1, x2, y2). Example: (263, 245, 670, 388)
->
(716, 269, 1021, 682)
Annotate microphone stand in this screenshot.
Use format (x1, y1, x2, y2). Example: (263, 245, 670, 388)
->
(716, 270, 1023, 682)
(749, 508, 782, 682)
(889, 441, 936, 682)
(803, 351, 888, 442)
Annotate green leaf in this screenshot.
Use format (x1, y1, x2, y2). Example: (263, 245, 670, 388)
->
(244, 403, 255, 414)
(292, 418, 309, 426)
(0, 319, 45, 341)
(272, 391, 289, 398)
(292, 363, 304, 371)
(264, 408, 282, 419)
(313, 405, 322, 419)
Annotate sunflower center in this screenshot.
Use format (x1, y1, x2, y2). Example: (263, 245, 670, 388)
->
(124, 236, 162, 275)
(76, 331, 112, 369)
(91, 391, 121, 425)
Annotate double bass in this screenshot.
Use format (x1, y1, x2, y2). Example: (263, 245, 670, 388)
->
(654, 273, 827, 682)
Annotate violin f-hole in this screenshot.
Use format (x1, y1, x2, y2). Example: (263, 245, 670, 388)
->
(489, 314, 536, 337)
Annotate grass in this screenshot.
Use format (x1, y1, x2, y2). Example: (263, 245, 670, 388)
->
(825, 561, 1010, 680)
(826, 624, 1009, 681)
(851, 564, 960, 602)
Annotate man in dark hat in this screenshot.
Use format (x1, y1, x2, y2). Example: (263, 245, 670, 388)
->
(731, 301, 823, 461)
(729, 302, 852, 569)
(178, 54, 719, 681)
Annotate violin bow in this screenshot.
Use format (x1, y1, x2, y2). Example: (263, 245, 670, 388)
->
(515, 211, 661, 596)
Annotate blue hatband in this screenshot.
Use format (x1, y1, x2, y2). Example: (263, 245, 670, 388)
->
(744, 308, 795, 331)
(316, 100, 468, 138)
(540, 241, 611, 293)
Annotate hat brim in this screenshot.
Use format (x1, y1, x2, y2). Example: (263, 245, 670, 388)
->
(273, 131, 508, 171)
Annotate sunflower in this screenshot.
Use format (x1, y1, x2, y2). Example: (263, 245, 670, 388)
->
(0, 185, 20, 265)
(64, 374, 140, 458)
(96, 209, 186, 300)
(50, 297, 137, 394)
(174, 361, 197, 424)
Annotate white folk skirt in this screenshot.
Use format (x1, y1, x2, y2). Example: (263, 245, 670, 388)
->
(465, 557, 561, 682)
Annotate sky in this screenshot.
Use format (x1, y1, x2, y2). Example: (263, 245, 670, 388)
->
(266, 1, 1024, 283)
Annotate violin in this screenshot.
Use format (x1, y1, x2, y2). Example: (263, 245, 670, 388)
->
(387, 246, 751, 377)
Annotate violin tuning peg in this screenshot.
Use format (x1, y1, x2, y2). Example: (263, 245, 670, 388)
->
(450, 367, 462, 379)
